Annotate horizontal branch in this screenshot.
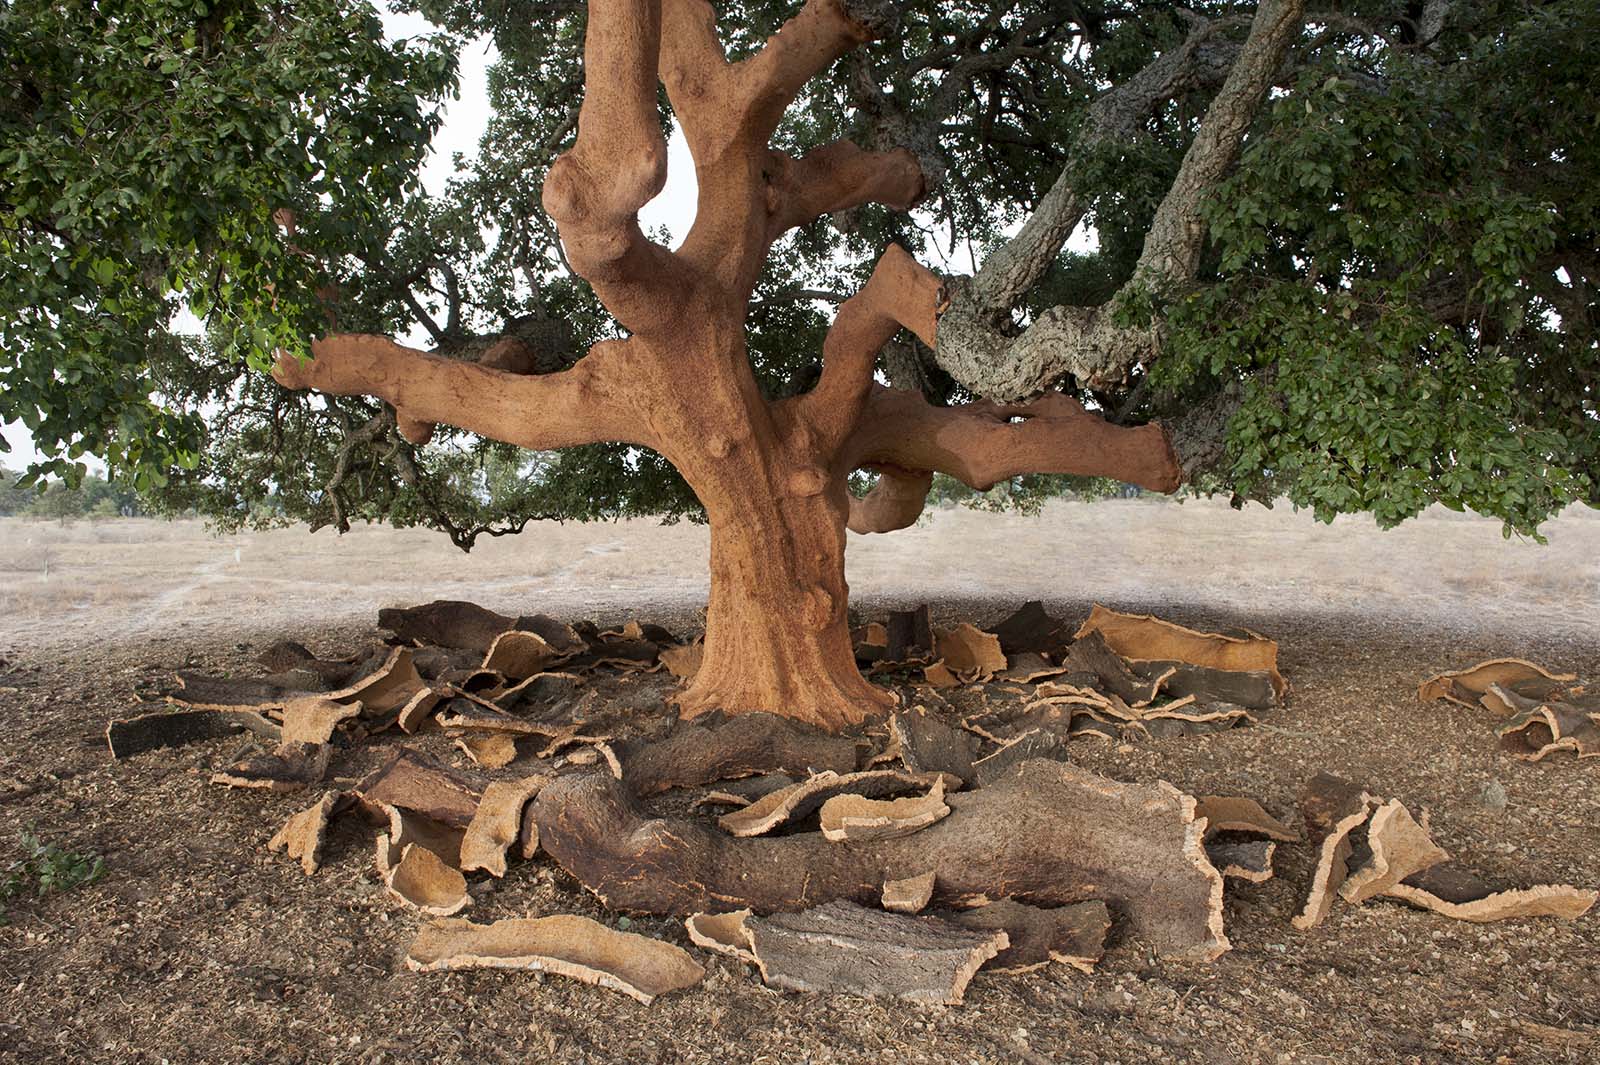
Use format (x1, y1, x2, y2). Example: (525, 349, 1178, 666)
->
(272, 335, 651, 452)
(847, 466, 933, 534)
(846, 386, 1181, 494)
(798, 244, 943, 450)
(766, 139, 926, 240)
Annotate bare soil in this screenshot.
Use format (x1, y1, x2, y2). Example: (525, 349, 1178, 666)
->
(0, 499, 1596, 1064)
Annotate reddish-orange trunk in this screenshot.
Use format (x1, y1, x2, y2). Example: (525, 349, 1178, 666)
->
(674, 465, 894, 732)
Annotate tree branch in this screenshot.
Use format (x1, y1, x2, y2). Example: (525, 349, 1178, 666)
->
(797, 243, 943, 450)
(933, 0, 1307, 400)
(846, 386, 1181, 494)
(734, 0, 893, 146)
(540, 0, 681, 331)
(766, 138, 926, 238)
(847, 465, 932, 533)
(272, 334, 653, 452)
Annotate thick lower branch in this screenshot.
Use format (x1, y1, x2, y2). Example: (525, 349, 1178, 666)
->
(846, 385, 1180, 494)
(272, 335, 650, 452)
(847, 466, 932, 534)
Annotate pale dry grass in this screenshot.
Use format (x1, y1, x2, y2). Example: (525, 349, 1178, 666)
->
(0, 496, 1594, 654)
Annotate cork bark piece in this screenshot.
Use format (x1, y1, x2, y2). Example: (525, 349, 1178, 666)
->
(947, 899, 1110, 974)
(278, 696, 362, 745)
(454, 732, 519, 769)
(1074, 604, 1287, 698)
(384, 843, 471, 916)
(1497, 702, 1600, 761)
(1194, 796, 1300, 842)
(323, 646, 427, 718)
(211, 741, 330, 793)
(1061, 630, 1167, 706)
(922, 661, 960, 688)
(718, 769, 938, 838)
(1292, 772, 1378, 930)
(374, 801, 467, 871)
(1339, 799, 1450, 904)
(991, 600, 1072, 657)
(268, 791, 350, 875)
(882, 605, 935, 666)
(529, 760, 1230, 960)
(460, 775, 551, 877)
(1418, 658, 1576, 710)
(890, 708, 977, 785)
(745, 900, 1006, 1004)
(971, 728, 1068, 786)
(685, 909, 756, 963)
(1130, 660, 1280, 710)
(659, 641, 704, 680)
(407, 915, 705, 1004)
(481, 630, 564, 681)
(1206, 840, 1276, 883)
(106, 707, 280, 760)
(881, 871, 936, 914)
(378, 599, 517, 652)
(396, 688, 443, 733)
(819, 778, 950, 842)
(933, 624, 1007, 680)
(1000, 652, 1068, 683)
(1384, 863, 1597, 923)
(620, 712, 859, 797)
(354, 748, 485, 830)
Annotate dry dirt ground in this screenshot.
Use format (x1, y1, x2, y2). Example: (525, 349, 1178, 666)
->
(0, 498, 1596, 1065)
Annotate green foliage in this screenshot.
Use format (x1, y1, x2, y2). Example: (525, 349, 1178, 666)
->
(3, 0, 1595, 544)
(1, 829, 106, 923)
(1152, 0, 1599, 536)
(0, 0, 455, 490)
(0, 467, 143, 520)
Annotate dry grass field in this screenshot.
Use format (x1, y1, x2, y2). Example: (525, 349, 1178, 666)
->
(0, 498, 1596, 1065)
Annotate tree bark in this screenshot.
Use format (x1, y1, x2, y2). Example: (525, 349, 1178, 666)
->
(676, 466, 894, 732)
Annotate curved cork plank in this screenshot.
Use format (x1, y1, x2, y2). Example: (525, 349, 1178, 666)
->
(532, 760, 1230, 960)
(685, 909, 756, 962)
(268, 791, 349, 875)
(745, 900, 1006, 1004)
(659, 641, 704, 680)
(890, 709, 977, 785)
(819, 779, 950, 842)
(1418, 658, 1576, 709)
(279, 697, 362, 745)
(211, 741, 330, 793)
(1074, 604, 1286, 697)
(407, 915, 705, 1004)
(991, 600, 1072, 657)
(455, 732, 519, 768)
(1194, 796, 1300, 842)
(384, 843, 470, 916)
(378, 599, 516, 652)
(106, 707, 280, 760)
(717, 769, 936, 837)
(460, 775, 550, 878)
(354, 748, 484, 830)
(1292, 773, 1377, 930)
(948, 899, 1110, 974)
(1205, 840, 1276, 883)
(1339, 799, 1450, 904)
(1497, 703, 1600, 761)
(481, 630, 563, 681)
(933, 624, 1007, 680)
(1385, 863, 1597, 923)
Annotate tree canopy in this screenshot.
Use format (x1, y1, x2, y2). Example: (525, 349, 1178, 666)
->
(3, 0, 1595, 542)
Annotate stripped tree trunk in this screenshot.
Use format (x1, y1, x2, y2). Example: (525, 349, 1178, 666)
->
(272, 0, 1195, 732)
